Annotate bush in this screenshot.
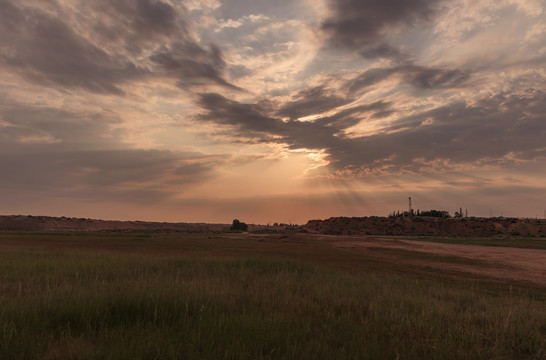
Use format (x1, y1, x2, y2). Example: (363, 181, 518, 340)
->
(230, 219, 248, 231)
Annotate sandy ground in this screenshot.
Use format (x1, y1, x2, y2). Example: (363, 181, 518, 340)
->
(280, 234, 546, 286)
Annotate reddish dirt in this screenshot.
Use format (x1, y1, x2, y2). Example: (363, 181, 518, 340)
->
(272, 233, 546, 286)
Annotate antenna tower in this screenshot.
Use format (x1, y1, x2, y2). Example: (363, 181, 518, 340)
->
(408, 197, 412, 213)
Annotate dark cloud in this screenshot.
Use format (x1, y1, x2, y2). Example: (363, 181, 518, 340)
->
(276, 85, 353, 120)
(150, 42, 241, 90)
(89, 0, 184, 53)
(0, 147, 226, 204)
(321, 0, 443, 58)
(218, 0, 297, 19)
(0, 1, 144, 95)
(402, 65, 470, 90)
(0, 0, 24, 30)
(359, 44, 403, 60)
(92, 0, 248, 96)
(0, 104, 122, 147)
(130, 0, 179, 36)
(0, 98, 229, 203)
(346, 64, 470, 95)
(196, 92, 384, 153)
(197, 92, 391, 164)
(0, 0, 236, 94)
(313, 102, 393, 128)
(346, 68, 399, 94)
(328, 90, 546, 172)
(228, 64, 253, 79)
(197, 92, 338, 152)
(196, 87, 546, 175)
(197, 93, 286, 135)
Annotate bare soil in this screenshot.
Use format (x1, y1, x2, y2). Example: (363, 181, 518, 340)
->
(275, 233, 546, 286)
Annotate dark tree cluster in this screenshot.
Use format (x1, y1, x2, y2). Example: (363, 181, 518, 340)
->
(389, 209, 451, 218)
(230, 219, 248, 231)
(418, 210, 451, 218)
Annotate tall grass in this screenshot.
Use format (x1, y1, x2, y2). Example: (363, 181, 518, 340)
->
(0, 234, 545, 359)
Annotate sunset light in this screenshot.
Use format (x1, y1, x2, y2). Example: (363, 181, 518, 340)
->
(1, 0, 545, 224)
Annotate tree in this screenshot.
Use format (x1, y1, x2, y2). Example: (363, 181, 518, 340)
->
(454, 208, 464, 218)
(230, 219, 248, 231)
(419, 210, 451, 218)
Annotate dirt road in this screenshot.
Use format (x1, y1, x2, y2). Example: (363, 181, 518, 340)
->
(279, 234, 546, 286)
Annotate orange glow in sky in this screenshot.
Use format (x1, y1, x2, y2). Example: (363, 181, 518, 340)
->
(1, 0, 545, 223)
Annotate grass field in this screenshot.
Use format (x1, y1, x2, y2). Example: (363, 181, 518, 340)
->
(0, 231, 545, 359)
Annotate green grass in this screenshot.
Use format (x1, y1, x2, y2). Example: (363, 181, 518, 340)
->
(0, 232, 545, 359)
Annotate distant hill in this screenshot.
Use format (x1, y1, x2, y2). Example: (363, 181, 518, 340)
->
(304, 216, 546, 237)
(0, 215, 229, 232)
(3, 214, 546, 237)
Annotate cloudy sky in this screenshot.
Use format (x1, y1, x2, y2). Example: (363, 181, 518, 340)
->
(1, 0, 545, 224)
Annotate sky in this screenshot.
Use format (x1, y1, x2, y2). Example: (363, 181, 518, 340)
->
(1, 0, 545, 224)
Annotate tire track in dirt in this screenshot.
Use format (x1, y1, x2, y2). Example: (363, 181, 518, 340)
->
(333, 237, 546, 286)
(269, 234, 546, 286)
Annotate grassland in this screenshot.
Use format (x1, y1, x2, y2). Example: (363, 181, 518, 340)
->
(0, 231, 545, 359)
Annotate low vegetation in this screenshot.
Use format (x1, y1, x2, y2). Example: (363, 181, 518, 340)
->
(0, 231, 544, 359)
(305, 216, 546, 237)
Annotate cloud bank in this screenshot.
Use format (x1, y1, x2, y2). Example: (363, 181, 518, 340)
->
(1, 0, 545, 222)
